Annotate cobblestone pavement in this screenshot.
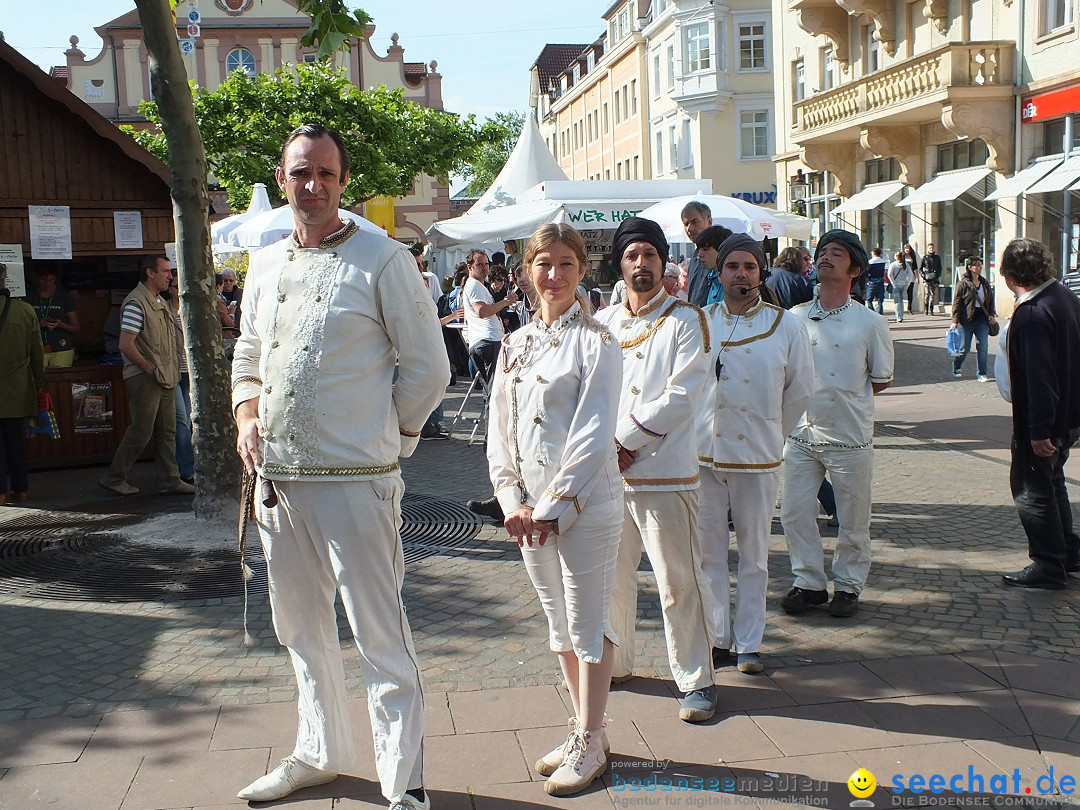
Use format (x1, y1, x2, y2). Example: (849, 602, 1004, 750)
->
(0, 312, 1077, 724)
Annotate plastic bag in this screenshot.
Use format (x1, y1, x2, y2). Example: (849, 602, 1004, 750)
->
(946, 326, 963, 357)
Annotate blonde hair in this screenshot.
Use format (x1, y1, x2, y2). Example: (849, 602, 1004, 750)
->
(523, 224, 592, 314)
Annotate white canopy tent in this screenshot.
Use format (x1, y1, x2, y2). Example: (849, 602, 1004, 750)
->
(637, 194, 814, 243)
(467, 116, 569, 215)
(210, 183, 273, 253)
(427, 179, 714, 249)
(220, 206, 385, 251)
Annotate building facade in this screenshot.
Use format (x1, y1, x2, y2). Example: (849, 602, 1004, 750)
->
(530, 0, 777, 213)
(773, 0, 1080, 312)
(54, 0, 449, 240)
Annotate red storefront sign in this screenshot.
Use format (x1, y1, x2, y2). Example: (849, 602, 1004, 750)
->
(1022, 83, 1080, 123)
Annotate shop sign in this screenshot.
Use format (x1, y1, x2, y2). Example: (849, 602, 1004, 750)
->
(732, 190, 778, 205)
(72, 382, 114, 434)
(28, 205, 72, 260)
(1021, 84, 1080, 123)
(0, 244, 26, 297)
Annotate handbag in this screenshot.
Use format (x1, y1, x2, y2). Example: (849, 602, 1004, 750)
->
(946, 326, 963, 357)
(27, 391, 61, 440)
(988, 316, 1000, 337)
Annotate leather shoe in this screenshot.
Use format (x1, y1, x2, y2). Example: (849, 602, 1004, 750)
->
(781, 586, 828, 614)
(828, 590, 859, 617)
(712, 646, 732, 668)
(467, 496, 504, 522)
(1002, 565, 1066, 590)
(237, 756, 338, 801)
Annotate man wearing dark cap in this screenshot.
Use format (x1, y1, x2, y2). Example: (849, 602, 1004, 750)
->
(595, 217, 717, 722)
(698, 235, 814, 673)
(780, 230, 894, 619)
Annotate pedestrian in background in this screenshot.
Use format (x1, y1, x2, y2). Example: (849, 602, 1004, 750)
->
(885, 250, 912, 323)
(950, 256, 996, 382)
(999, 238, 1080, 589)
(0, 262, 44, 505)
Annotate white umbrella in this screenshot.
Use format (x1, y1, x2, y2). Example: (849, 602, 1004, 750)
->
(210, 183, 274, 251)
(637, 194, 812, 242)
(226, 206, 386, 250)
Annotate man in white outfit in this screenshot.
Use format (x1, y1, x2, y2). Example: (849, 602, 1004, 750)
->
(780, 230, 894, 619)
(698, 235, 814, 674)
(596, 217, 717, 723)
(233, 124, 448, 810)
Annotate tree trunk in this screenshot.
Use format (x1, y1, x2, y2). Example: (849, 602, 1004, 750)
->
(135, 0, 241, 521)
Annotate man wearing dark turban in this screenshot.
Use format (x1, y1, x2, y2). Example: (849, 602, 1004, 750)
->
(596, 217, 718, 723)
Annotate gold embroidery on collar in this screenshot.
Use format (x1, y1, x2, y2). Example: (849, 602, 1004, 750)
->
(717, 308, 783, 348)
(632, 289, 669, 318)
(290, 219, 359, 250)
(672, 300, 711, 353)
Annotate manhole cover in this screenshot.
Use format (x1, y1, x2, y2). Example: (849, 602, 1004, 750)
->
(0, 496, 482, 602)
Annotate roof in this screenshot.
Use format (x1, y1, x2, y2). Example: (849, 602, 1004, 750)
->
(0, 38, 171, 186)
(403, 61, 426, 86)
(530, 44, 592, 95)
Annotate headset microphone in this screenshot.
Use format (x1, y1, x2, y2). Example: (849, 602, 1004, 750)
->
(736, 282, 766, 296)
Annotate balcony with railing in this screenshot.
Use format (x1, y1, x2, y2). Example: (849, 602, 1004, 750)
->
(793, 41, 1015, 140)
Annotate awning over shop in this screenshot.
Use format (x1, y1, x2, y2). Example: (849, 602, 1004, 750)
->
(1026, 154, 1080, 195)
(984, 159, 1063, 201)
(832, 181, 907, 214)
(898, 166, 992, 207)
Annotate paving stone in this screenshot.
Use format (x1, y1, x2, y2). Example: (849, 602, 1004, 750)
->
(0, 715, 100, 768)
(0, 756, 142, 810)
(120, 748, 271, 810)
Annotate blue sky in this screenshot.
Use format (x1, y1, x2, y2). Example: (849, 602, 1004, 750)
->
(3, 1, 603, 120)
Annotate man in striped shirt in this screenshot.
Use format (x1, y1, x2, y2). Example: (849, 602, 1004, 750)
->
(99, 255, 193, 496)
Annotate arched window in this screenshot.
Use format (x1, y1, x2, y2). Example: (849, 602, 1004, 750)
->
(226, 47, 256, 75)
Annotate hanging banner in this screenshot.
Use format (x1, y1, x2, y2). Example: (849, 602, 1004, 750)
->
(364, 196, 396, 238)
(114, 211, 144, 249)
(28, 205, 73, 259)
(0, 244, 27, 297)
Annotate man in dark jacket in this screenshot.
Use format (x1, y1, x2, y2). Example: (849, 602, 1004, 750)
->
(919, 243, 943, 315)
(1000, 238, 1080, 589)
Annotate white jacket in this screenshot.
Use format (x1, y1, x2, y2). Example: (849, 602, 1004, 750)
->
(595, 288, 710, 491)
(232, 226, 448, 480)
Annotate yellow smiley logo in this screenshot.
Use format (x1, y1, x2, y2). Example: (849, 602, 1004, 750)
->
(848, 768, 876, 798)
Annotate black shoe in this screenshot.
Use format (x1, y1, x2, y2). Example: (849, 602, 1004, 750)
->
(828, 590, 859, 617)
(712, 647, 732, 668)
(1066, 559, 1080, 575)
(420, 428, 448, 441)
(781, 587, 829, 614)
(1002, 565, 1066, 590)
(467, 496, 504, 522)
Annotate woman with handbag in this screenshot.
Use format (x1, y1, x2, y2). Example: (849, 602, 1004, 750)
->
(885, 251, 913, 322)
(0, 263, 45, 505)
(950, 256, 997, 381)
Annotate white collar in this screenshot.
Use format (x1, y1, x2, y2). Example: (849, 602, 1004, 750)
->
(1014, 278, 1057, 307)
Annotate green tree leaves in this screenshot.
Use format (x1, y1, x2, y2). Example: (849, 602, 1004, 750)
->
(127, 62, 492, 212)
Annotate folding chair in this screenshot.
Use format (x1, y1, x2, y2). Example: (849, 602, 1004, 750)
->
(448, 345, 493, 446)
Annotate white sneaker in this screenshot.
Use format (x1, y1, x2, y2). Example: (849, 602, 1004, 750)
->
(544, 727, 607, 796)
(952, 370, 962, 378)
(977, 374, 989, 383)
(390, 792, 431, 810)
(237, 756, 338, 801)
(534, 718, 610, 776)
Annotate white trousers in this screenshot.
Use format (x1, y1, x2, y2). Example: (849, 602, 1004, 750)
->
(520, 495, 623, 664)
(255, 476, 424, 803)
(610, 490, 714, 692)
(780, 440, 875, 595)
(699, 469, 779, 654)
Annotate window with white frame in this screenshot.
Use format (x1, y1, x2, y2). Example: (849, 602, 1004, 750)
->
(631, 79, 638, 115)
(669, 123, 678, 168)
(655, 0, 669, 13)
(793, 58, 806, 101)
(738, 23, 767, 70)
(226, 47, 256, 75)
(681, 119, 693, 168)
(865, 25, 880, 73)
(666, 43, 675, 89)
(561, 75, 569, 92)
(622, 84, 629, 120)
(633, 155, 640, 178)
(572, 64, 581, 84)
(653, 54, 662, 97)
(739, 109, 770, 159)
(822, 47, 837, 90)
(587, 52, 595, 72)
(685, 23, 711, 72)
(655, 130, 664, 174)
(617, 161, 623, 180)
(603, 102, 610, 133)
(618, 7, 630, 39)
(1042, 0, 1074, 32)
(609, 19, 620, 45)
(615, 89, 622, 123)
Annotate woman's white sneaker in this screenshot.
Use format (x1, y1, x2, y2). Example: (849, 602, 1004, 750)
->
(535, 718, 610, 777)
(544, 727, 607, 796)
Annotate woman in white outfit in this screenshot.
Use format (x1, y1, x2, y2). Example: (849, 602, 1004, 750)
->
(487, 224, 624, 797)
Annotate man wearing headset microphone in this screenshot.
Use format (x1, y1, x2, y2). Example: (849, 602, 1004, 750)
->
(697, 234, 815, 674)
